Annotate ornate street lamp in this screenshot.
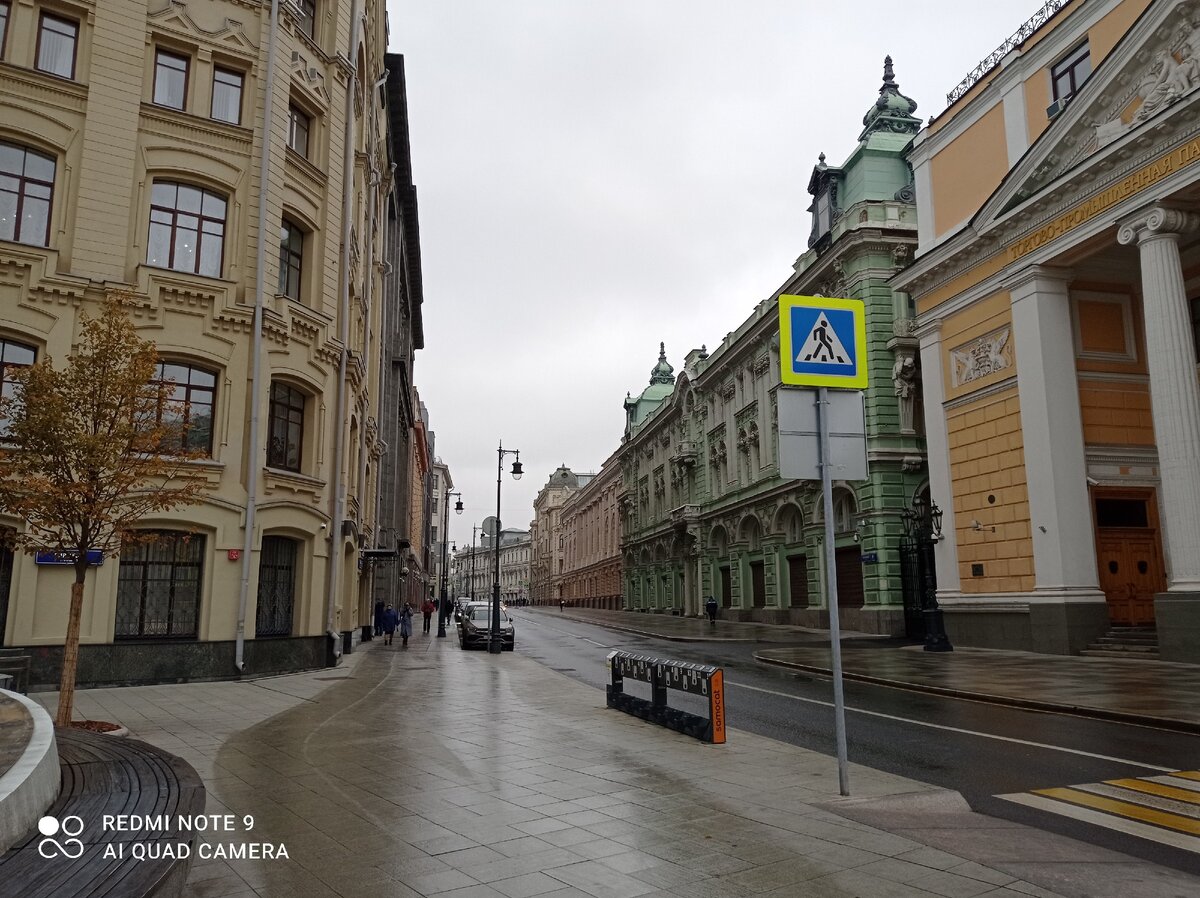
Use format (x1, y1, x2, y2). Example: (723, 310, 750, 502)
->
(905, 495, 951, 652)
(490, 443, 522, 654)
(437, 490, 463, 637)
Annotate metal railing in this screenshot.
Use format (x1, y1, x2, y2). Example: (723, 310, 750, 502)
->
(946, 0, 1068, 106)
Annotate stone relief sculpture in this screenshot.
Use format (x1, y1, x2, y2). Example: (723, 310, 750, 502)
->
(1096, 33, 1200, 148)
(950, 327, 1012, 388)
(891, 352, 921, 434)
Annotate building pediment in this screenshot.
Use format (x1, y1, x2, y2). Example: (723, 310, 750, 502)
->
(979, 0, 1200, 227)
(148, 1, 257, 57)
(291, 51, 332, 105)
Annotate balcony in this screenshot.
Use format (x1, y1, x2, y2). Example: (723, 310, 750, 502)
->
(670, 441, 698, 469)
(670, 505, 701, 529)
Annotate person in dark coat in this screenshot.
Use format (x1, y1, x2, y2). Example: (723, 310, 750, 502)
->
(374, 600, 385, 637)
(704, 595, 718, 626)
(399, 602, 414, 647)
(381, 604, 399, 645)
(421, 598, 435, 633)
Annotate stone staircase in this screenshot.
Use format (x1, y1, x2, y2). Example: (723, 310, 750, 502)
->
(1080, 626, 1160, 660)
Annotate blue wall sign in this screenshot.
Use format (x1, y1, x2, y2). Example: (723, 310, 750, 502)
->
(35, 549, 104, 566)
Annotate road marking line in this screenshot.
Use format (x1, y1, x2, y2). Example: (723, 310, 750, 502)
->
(725, 679, 1174, 771)
(1147, 775, 1200, 793)
(1031, 787, 1200, 835)
(999, 792, 1200, 855)
(1103, 778, 1200, 807)
(1171, 770, 1200, 782)
(1071, 783, 1200, 819)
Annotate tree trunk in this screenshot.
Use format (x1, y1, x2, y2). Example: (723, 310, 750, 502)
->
(55, 568, 87, 727)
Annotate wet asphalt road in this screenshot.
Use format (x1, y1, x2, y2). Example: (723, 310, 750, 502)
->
(509, 609, 1200, 877)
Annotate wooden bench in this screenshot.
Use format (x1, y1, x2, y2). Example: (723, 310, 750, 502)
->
(0, 729, 205, 898)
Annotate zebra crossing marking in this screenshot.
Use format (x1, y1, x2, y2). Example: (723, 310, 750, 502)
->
(998, 770, 1200, 854)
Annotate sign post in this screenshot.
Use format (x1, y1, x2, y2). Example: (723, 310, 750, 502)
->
(778, 294, 868, 798)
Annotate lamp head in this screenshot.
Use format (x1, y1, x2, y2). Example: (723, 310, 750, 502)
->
(454, 498, 463, 515)
(511, 458, 523, 480)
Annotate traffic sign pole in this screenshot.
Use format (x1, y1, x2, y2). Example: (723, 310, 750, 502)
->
(818, 387, 851, 797)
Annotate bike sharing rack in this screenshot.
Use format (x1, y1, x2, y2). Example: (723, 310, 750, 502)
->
(605, 651, 725, 744)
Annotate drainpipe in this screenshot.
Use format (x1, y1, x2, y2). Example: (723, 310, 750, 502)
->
(235, 0, 281, 673)
(326, 0, 363, 651)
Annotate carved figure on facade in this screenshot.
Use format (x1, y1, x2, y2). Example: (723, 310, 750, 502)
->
(950, 327, 1012, 387)
(1094, 27, 1200, 148)
(892, 351, 921, 434)
(1133, 42, 1199, 124)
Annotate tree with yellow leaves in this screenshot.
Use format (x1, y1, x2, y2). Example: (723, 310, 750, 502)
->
(0, 297, 207, 726)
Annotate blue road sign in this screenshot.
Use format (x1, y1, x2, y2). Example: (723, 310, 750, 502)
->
(778, 295, 868, 388)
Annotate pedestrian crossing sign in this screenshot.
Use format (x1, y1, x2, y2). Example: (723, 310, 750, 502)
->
(778, 295, 868, 388)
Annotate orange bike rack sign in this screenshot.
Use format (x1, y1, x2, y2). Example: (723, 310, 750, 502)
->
(605, 651, 726, 744)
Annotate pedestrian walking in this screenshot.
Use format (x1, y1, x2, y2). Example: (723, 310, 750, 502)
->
(704, 595, 718, 627)
(559, 598, 565, 613)
(373, 600, 385, 637)
(421, 598, 435, 634)
(399, 602, 414, 647)
(381, 603, 399, 645)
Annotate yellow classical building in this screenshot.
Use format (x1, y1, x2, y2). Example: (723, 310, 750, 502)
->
(896, 0, 1200, 660)
(0, 0, 403, 683)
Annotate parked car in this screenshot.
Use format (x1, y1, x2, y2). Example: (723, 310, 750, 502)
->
(459, 604, 515, 651)
(455, 600, 488, 624)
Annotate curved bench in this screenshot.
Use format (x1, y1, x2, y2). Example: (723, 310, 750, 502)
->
(0, 729, 205, 898)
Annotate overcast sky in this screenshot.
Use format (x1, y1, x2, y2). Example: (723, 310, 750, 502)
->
(386, 0, 1043, 551)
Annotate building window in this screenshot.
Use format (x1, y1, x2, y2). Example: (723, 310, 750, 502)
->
(36, 14, 77, 79)
(1051, 42, 1091, 102)
(0, 338, 36, 436)
(287, 106, 310, 158)
(267, 381, 305, 472)
(816, 191, 831, 235)
(151, 361, 216, 455)
(147, 182, 227, 277)
(0, 142, 56, 247)
(153, 50, 189, 110)
(278, 218, 303, 300)
(255, 535, 297, 637)
(297, 0, 316, 40)
(0, 3, 10, 60)
(211, 68, 243, 124)
(115, 532, 204, 639)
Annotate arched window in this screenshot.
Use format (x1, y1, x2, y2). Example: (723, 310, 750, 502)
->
(256, 535, 298, 637)
(279, 218, 304, 300)
(151, 361, 217, 455)
(267, 381, 306, 472)
(115, 531, 204, 639)
(0, 142, 56, 247)
(147, 182, 227, 277)
(0, 337, 36, 435)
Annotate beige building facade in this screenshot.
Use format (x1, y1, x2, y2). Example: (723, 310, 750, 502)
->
(560, 453, 622, 609)
(0, 0, 399, 683)
(529, 466, 591, 604)
(896, 0, 1200, 660)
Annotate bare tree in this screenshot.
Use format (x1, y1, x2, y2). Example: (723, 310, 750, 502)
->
(0, 296, 207, 726)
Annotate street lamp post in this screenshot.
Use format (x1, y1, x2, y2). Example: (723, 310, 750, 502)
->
(902, 495, 952, 652)
(437, 490, 463, 637)
(490, 442, 522, 653)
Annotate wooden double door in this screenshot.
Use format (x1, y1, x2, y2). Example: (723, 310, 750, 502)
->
(1093, 490, 1164, 626)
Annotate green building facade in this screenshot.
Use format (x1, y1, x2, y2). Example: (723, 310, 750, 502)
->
(618, 59, 928, 634)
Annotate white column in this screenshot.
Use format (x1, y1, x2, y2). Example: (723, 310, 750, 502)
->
(916, 320, 961, 596)
(1007, 266, 1101, 594)
(1118, 207, 1200, 591)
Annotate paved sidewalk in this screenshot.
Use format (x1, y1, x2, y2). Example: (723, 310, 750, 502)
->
(30, 631, 1200, 898)
(546, 607, 1200, 731)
